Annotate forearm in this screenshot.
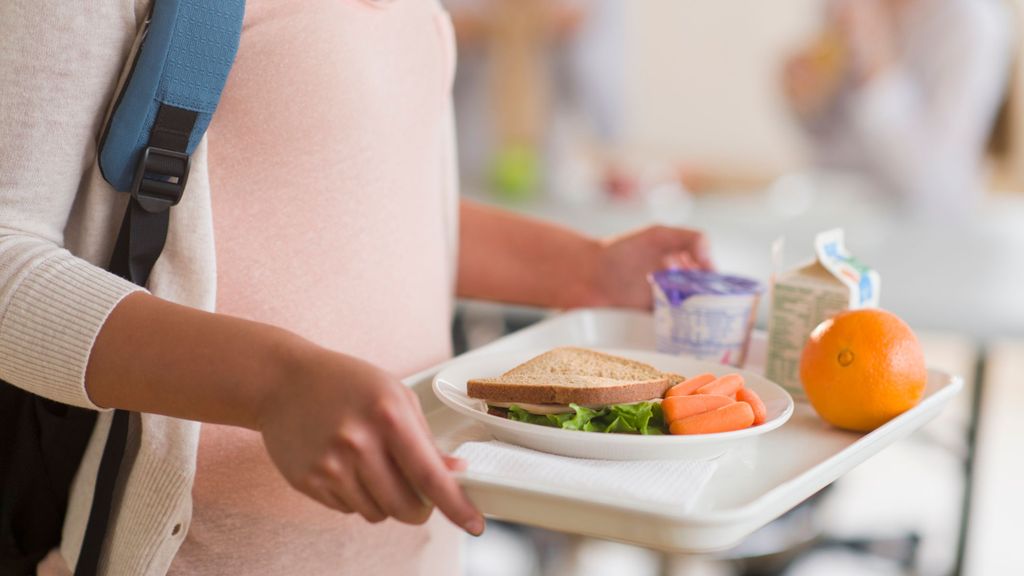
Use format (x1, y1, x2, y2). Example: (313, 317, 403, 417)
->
(88, 288, 485, 532)
(85, 291, 305, 430)
(456, 199, 602, 308)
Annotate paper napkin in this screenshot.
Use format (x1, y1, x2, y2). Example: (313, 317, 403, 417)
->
(453, 441, 719, 512)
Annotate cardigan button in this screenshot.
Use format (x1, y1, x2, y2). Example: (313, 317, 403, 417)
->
(171, 523, 182, 536)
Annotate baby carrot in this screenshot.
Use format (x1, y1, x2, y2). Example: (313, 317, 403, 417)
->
(737, 388, 767, 425)
(662, 394, 734, 424)
(695, 373, 745, 397)
(664, 373, 716, 397)
(669, 402, 755, 435)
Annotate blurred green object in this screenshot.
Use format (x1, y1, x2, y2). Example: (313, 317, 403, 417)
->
(490, 144, 539, 201)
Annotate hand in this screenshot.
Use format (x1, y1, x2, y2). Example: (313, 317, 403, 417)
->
(590, 225, 712, 309)
(257, 344, 484, 534)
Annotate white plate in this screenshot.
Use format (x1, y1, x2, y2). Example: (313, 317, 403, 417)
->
(432, 348, 794, 460)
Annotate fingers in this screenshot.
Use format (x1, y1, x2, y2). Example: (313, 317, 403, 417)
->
(443, 454, 468, 472)
(652, 226, 714, 271)
(661, 252, 696, 270)
(405, 387, 432, 437)
(315, 455, 386, 522)
(405, 387, 466, 472)
(310, 381, 477, 530)
(319, 432, 433, 525)
(386, 409, 484, 536)
(343, 475, 388, 523)
(307, 476, 353, 514)
(355, 448, 433, 525)
(690, 233, 715, 271)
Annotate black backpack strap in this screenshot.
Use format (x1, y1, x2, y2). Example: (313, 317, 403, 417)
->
(74, 0, 243, 569)
(73, 106, 196, 576)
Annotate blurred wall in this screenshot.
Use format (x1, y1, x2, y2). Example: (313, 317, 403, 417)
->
(621, 0, 821, 175)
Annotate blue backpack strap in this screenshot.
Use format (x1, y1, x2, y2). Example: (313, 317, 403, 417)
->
(75, 3, 244, 576)
(98, 0, 244, 211)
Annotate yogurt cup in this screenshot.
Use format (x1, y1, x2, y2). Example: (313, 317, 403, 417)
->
(649, 269, 764, 367)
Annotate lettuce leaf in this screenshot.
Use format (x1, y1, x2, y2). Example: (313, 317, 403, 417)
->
(505, 402, 666, 435)
(507, 405, 555, 426)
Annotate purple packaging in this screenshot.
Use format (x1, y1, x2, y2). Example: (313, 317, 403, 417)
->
(649, 269, 764, 367)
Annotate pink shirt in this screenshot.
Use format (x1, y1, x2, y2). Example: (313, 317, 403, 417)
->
(168, 0, 460, 573)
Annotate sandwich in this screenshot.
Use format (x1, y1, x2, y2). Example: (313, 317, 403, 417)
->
(467, 347, 684, 435)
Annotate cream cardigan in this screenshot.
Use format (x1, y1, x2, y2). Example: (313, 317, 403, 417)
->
(3, 2, 218, 574)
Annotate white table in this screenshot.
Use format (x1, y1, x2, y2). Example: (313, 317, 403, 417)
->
(964, 339, 1024, 576)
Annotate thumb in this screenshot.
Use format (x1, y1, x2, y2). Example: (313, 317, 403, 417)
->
(652, 227, 714, 271)
(442, 454, 468, 472)
(661, 252, 696, 270)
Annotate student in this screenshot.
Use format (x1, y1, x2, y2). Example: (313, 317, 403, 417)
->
(782, 0, 1013, 217)
(0, 1, 711, 575)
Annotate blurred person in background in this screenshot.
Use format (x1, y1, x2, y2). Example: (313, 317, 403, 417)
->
(783, 0, 1014, 218)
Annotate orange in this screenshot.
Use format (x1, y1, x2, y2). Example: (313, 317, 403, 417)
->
(799, 308, 927, 432)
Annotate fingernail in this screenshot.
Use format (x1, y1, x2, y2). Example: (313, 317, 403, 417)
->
(465, 517, 485, 536)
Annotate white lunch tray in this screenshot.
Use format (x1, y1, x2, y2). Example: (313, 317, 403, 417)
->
(404, 308, 962, 553)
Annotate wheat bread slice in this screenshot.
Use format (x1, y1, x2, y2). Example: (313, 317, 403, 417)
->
(501, 347, 665, 381)
(499, 347, 685, 388)
(467, 374, 670, 405)
(467, 347, 679, 405)
(662, 372, 686, 387)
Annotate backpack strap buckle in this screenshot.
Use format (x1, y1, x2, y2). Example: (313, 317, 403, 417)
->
(130, 146, 190, 213)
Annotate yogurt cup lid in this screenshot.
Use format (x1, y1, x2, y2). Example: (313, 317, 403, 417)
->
(649, 269, 764, 305)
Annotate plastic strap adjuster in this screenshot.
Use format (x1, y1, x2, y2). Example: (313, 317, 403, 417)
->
(130, 146, 190, 213)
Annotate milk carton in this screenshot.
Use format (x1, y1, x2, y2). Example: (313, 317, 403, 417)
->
(765, 229, 880, 397)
